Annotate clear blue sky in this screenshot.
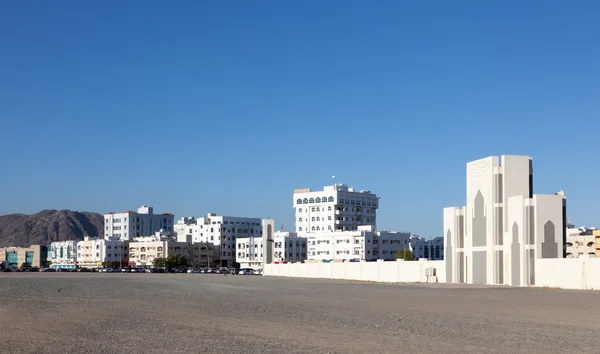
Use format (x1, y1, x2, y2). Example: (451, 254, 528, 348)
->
(1, 1, 599, 238)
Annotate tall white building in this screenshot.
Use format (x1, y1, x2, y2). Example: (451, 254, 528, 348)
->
(50, 240, 78, 269)
(293, 184, 379, 233)
(174, 213, 274, 268)
(104, 206, 174, 241)
(444, 155, 566, 286)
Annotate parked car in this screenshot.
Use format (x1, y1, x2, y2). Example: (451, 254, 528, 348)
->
(218, 267, 229, 275)
(206, 267, 217, 274)
(239, 268, 253, 275)
(253, 268, 263, 276)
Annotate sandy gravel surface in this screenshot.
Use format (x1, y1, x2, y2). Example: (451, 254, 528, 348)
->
(0, 273, 599, 353)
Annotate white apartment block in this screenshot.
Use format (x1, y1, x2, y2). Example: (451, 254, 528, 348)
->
(272, 231, 308, 264)
(174, 213, 274, 268)
(76, 236, 126, 268)
(104, 206, 174, 241)
(306, 226, 375, 262)
(236, 237, 265, 269)
(50, 240, 78, 269)
(566, 226, 596, 258)
(444, 155, 566, 286)
(377, 231, 413, 260)
(293, 184, 379, 233)
(237, 231, 308, 268)
(411, 236, 444, 260)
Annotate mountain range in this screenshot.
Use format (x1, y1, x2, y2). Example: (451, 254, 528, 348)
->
(0, 210, 104, 248)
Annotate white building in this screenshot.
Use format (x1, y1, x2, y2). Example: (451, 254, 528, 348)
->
(237, 231, 308, 268)
(411, 236, 444, 260)
(104, 206, 174, 241)
(272, 231, 308, 264)
(174, 214, 274, 268)
(566, 226, 596, 258)
(76, 236, 126, 268)
(293, 184, 379, 233)
(50, 240, 78, 269)
(444, 155, 566, 286)
(302, 226, 414, 262)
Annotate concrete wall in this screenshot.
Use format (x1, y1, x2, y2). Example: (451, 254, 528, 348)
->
(264, 260, 445, 283)
(535, 256, 600, 290)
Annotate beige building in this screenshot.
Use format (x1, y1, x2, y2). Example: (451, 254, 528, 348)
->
(566, 227, 596, 258)
(129, 230, 216, 268)
(594, 230, 600, 257)
(76, 236, 126, 268)
(0, 245, 49, 269)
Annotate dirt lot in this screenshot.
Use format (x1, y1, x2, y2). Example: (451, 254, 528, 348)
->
(0, 273, 598, 353)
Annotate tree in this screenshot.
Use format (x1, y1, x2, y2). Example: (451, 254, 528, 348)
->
(395, 249, 414, 261)
(153, 257, 167, 268)
(165, 254, 189, 269)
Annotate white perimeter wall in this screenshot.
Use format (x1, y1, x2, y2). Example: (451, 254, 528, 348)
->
(264, 260, 446, 283)
(535, 256, 600, 290)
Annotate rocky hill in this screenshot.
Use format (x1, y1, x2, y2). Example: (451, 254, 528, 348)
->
(0, 210, 104, 247)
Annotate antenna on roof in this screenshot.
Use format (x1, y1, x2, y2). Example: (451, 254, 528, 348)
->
(332, 175, 336, 187)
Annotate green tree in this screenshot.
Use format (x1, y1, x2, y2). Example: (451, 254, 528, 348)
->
(165, 254, 189, 269)
(153, 257, 167, 268)
(395, 249, 414, 261)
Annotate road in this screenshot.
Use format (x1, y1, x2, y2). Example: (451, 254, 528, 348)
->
(0, 273, 598, 353)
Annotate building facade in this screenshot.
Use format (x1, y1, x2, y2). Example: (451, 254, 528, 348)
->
(411, 236, 444, 260)
(76, 236, 126, 268)
(237, 231, 307, 268)
(594, 230, 600, 257)
(293, 184, 379, 233)
(104, 206, 174, 241)
(174, 214, 274, 267)
(0, 245, 49, 269)
(50, 240, 78, 269)
(566, 227, 596, 258)
(127, 234, 190, 268)
(272, 232, 307, 264)
(444, 155, 566, 286)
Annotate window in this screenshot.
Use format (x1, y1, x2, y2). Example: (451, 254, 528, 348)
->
(312, 217, 315, 221)
(311, 207, 315, 212)
(316, 197, 321, 203)
(316, 207, 320, 212)
(328, 206, 332, 211)
(311, 226, 315, 231)
(328, 196, 334, 202)
(316, 217, 320, 221)
(328, 216, 332, 220)
(299, 227, 303, 231)
(309, 198, 315, 203)
(299, 208, 302, 213)
(299, 217, 303, 222)
(296, 199, 302, 204)
(303, 198, 308, 204)
(316, 226, 320, 231)
(328, 226, 332, 230)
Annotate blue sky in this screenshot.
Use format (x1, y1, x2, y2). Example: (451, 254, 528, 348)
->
(1, 1, 599, 237)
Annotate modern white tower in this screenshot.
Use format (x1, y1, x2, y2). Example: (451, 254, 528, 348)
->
(444, 155, 566, 286)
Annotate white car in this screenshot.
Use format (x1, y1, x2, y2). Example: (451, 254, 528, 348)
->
(239, 268, 253, 275)
(253, 268, 262, 276)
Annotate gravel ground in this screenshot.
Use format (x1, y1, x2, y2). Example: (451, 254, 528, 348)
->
(0, 273, 599, 354)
